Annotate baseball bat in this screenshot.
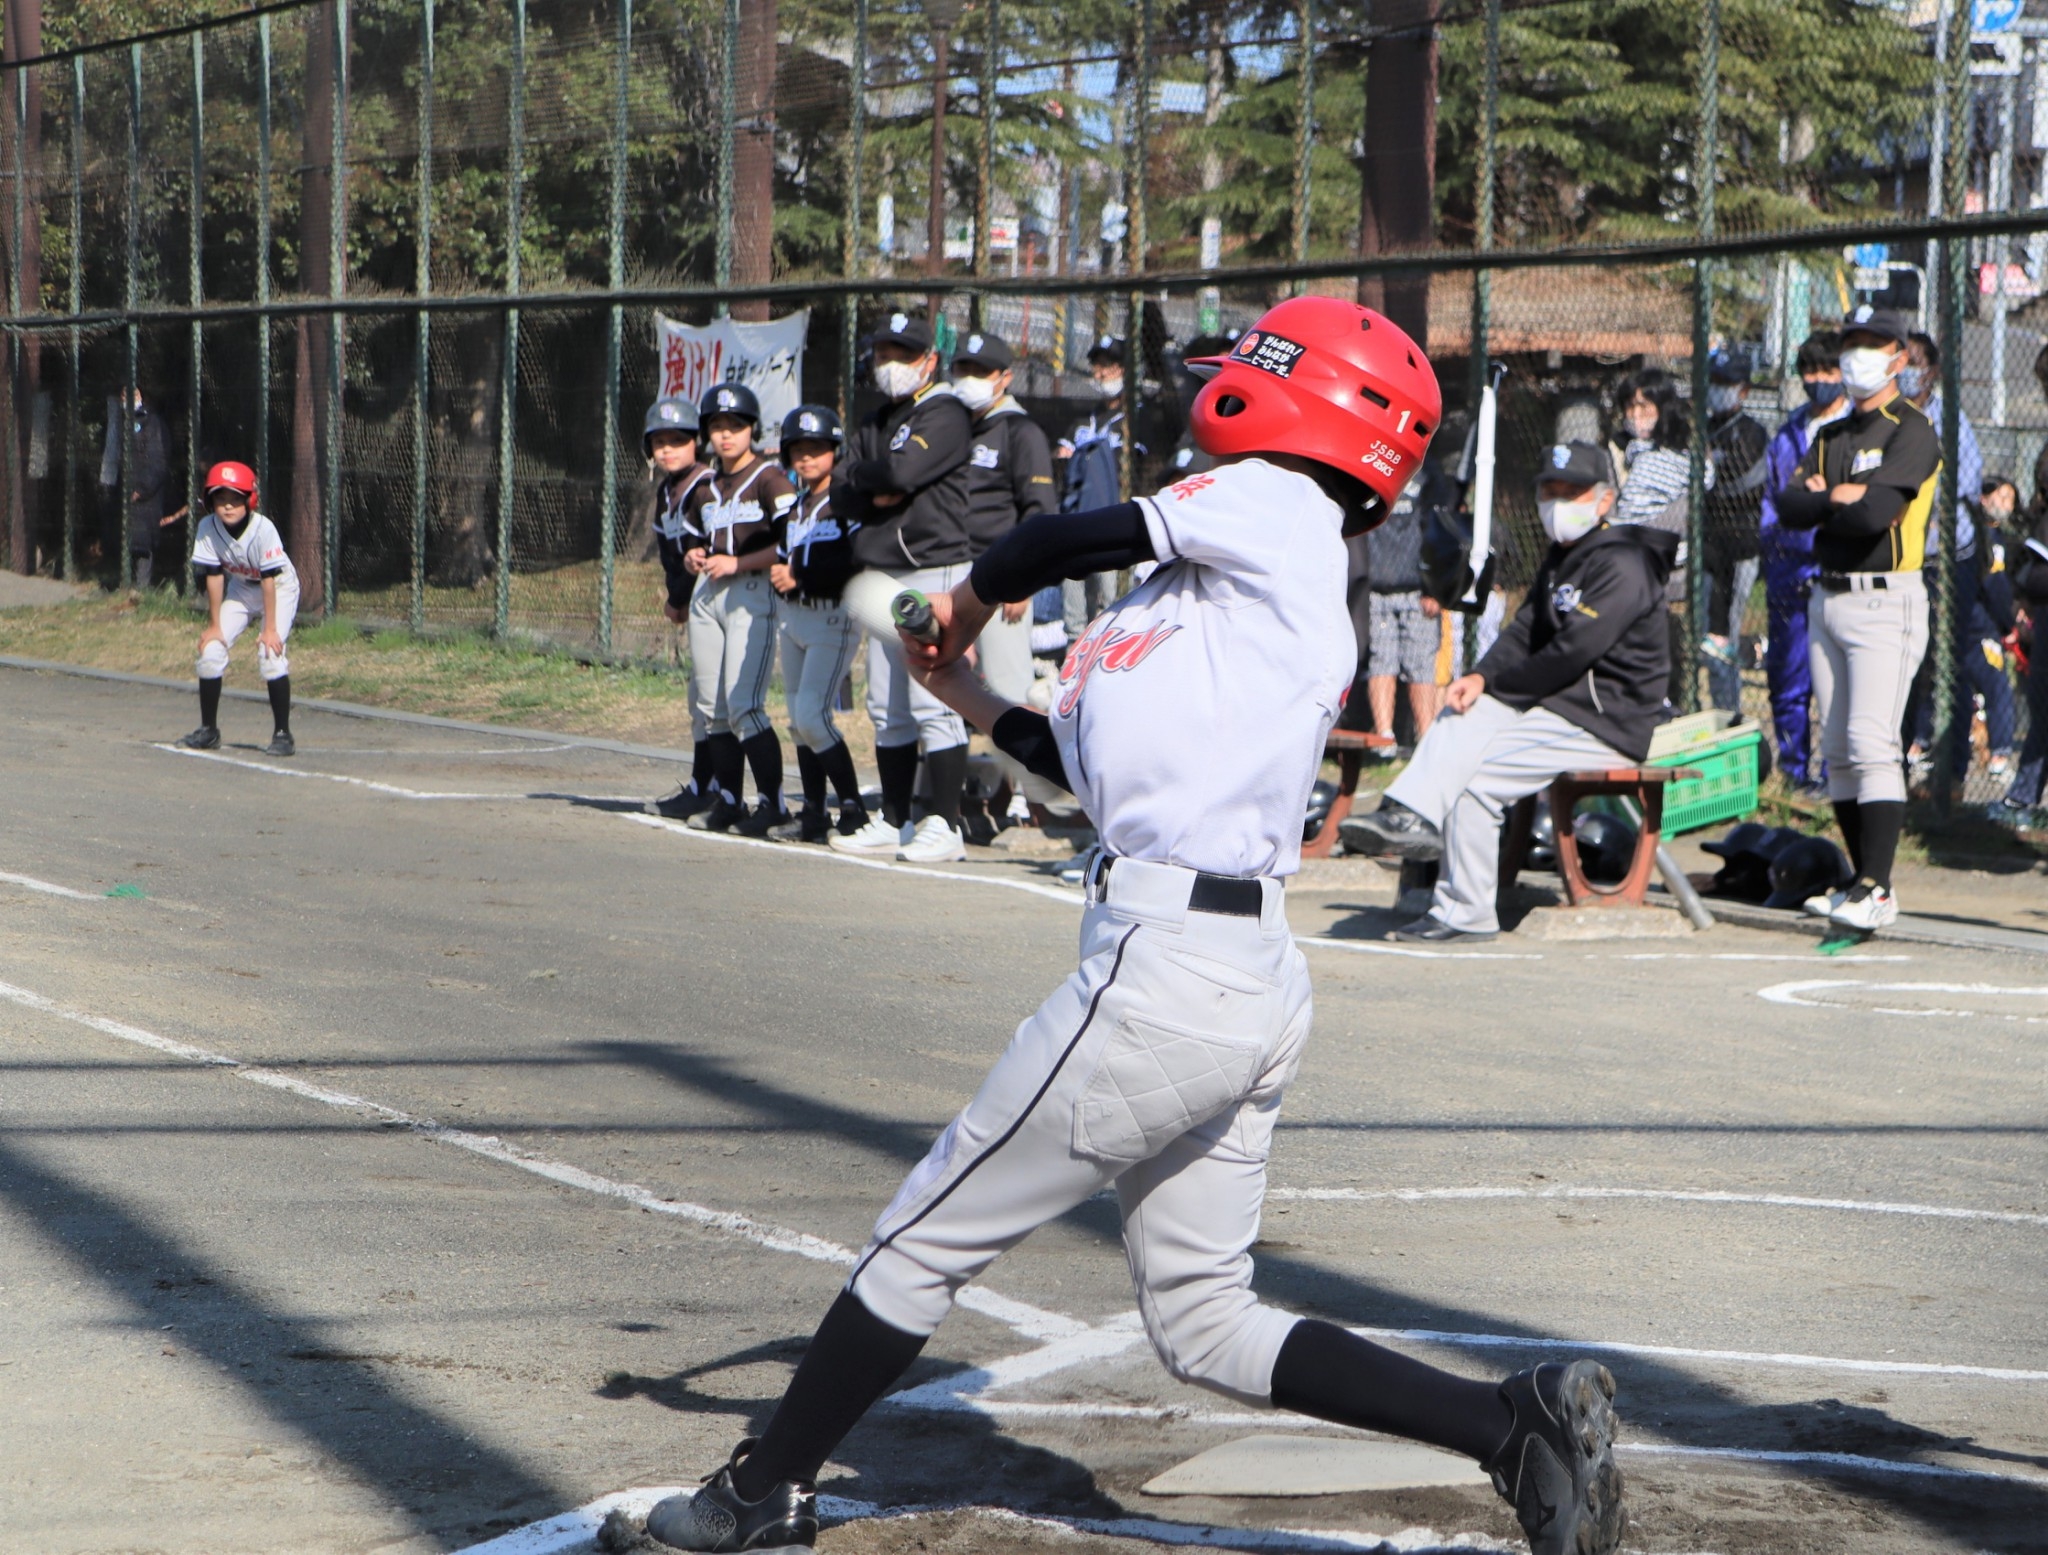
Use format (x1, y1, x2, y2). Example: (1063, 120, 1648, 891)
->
(892, 588, 941, 645)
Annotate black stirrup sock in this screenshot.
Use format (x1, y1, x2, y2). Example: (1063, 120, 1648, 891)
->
(266, 675, 292, 735)
(1270, 1318, 1515, 1465)
(794, 744, 825, 814)
(922, 742, 968, 829)
(1832, 797, 1863, 878)
(875, 742, 920, 827)
(712, 732, 746, 803)
(1857, 799, 1904, 891)
(728, 1290, 927, 1500)
(198, 676, 223, 729)
(818, 740, 862, 806)
(689, 737, 716, 794)
(741, 730, 784, 811)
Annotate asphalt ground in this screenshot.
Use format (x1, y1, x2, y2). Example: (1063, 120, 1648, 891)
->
(2, 661, 2045, 1555)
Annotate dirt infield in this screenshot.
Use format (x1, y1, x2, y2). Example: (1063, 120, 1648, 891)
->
(2, 660, 2043, 1555)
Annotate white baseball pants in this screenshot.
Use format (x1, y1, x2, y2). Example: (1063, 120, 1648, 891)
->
(844, 564, 970, 751)
(846, 856, 1312, 1405)
(197, 582, 298, 681)
(1388, 695, 1627, 934)
(688, 572, 780, 741)
(1809, 573, 1927, 805)
(778, 597, 861, 753)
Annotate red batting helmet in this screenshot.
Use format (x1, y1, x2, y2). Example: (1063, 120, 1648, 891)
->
(1187, 296, 1441, 522)
(204, 460, 258, 499)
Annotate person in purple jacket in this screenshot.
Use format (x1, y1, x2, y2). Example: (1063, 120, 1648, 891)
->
(1760, 332, 1846, 792)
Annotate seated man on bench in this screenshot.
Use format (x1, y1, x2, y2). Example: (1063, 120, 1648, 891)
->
(1343, 443, 1678, 942)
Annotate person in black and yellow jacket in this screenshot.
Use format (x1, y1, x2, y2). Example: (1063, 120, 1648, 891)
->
(1775, 305, 1941, 932)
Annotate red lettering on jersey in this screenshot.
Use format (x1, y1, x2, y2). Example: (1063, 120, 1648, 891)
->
(1056, 622, 1182, 716)
(1165, 473, 1215, 502)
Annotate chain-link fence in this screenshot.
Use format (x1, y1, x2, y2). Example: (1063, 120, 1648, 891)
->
(1, 0, 2044, 816)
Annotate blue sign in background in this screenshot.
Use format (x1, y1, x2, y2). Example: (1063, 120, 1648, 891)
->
(1976, 0, 2024, 34)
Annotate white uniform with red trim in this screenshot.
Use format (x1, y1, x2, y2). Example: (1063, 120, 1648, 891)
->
(191, 511, 299, 682)
(845, 460, 1350, 1404)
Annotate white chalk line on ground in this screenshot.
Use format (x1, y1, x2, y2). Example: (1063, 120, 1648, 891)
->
(1262, 1183, 2048, 1229)
(1612, 951, 1911, 963)
(155, 743, 649, 805)
(0, 868, 103, 901)
(1759, 979, 2048, 1023)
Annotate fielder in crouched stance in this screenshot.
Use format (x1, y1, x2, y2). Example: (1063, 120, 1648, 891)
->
(645, 299, 1626, 1555)
(177, 462, 299, 758)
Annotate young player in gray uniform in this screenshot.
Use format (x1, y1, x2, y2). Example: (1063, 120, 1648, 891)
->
(1773, 305, 1941, 931)
(177, 461, 299, 757)
(642, 298, 1626, 1555)
(767, 404, 870, 844)
(682, 383, 799, 837)
(640, 396, 728, 822)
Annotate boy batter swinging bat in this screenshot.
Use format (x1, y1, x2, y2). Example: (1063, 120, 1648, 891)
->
(644, 297, 1627, 1555)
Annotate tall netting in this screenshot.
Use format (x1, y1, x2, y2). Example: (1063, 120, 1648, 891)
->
(0, 0, 2042, 818)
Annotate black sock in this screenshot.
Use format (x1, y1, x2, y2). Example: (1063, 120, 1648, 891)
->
(923, 743, 968, 829)
(876, 742, 920, 827)
(794, 744, 825, 814)
(1856, 799, 1904, 891)
(198, 676, 222, 729)
(728, 1290, 928, 1500)
(689, 739, 716, 795)
(266, 675, 291, 736)
(1271, 1319, 1514, 1464)
(712, 732, 746, 804)
(1832, 797, 1863, 877)
(741, 730, 784, 812)
(818, 741, 862, 807)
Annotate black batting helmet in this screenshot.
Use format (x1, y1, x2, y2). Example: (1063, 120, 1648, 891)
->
(1763, 836, 1854, 911)
(642, 396, 699, 457)
(780, 403, 844, 453)
(699, 381, 761, 427)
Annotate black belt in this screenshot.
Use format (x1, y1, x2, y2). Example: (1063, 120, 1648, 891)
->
(1097, 855, 1267, 917)
(1818, 572, 1890, 592)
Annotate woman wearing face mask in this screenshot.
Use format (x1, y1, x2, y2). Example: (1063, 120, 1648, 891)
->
(1773, 306, 1942, 933)
(1700, 350, 1770, 712)
(1607, 368, 1711, 704)
(1343, 443, 1680, 943)
(1759, 332, 1848, 792)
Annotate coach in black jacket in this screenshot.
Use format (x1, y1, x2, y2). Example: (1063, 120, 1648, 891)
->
(1343, 441, 1678, 942)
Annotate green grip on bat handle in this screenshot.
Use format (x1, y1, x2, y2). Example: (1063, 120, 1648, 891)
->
(891, 588, 941, 645)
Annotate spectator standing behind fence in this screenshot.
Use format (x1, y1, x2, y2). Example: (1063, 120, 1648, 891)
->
(1056, 335, 1138, 640)
(1898, 330, 1985, 784)
(836, 312, 979, 864)
(117, 387, 177, 593)
(1607, 368, 1708, 706)
(1700, 349, 1770, 713)
(1991, 493, 2048, 825)
(1773, 306, 1940, 933)
(1760, 332, 1847, 793)
(1961, 474, 2021, 786)
(1365, 460, 1457, 750)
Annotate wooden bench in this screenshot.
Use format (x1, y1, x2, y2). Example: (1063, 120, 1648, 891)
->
(1525, 767, 1700, 908)
(1302, 728, 1397, 859)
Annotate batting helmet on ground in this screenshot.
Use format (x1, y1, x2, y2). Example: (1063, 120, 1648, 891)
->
(1572, 810, 1638, 885)
(1185, 295, 1440, 526)
(204, 460, 257, 500)
(1763, 836, 1854, 911)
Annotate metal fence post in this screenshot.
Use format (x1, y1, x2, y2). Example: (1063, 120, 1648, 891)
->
(1683, 0, 1720, 717)
(495, 0, 525, 642)
(599, 0, 632, 657)
(841, 0, 866, 417)
(1930, 0, 1971, 821)
(973, 0, 997, 327)
(324, 0, 348, 618)
(188, 32, 204, 592)
(411, 0, 434, 635)
(1121, 0, 1150, 505)
(715, 0, 735, 312)
(62, 53, 79, 583)
(120, 42, 139, 594)
(1466, 0, 1501, 671)
(1293, 0, 1313, 270)
(256, 14, 271, 496)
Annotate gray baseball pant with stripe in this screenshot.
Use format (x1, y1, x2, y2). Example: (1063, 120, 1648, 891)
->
(778, 597, 862, 752)
(1808, 573, 1928, 805)
(688, 571, 780, 741)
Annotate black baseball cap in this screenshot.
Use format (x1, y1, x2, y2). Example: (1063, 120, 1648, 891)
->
(952, 331, 1013, 372)
(1841, 303, 1910, 347)
(1536, 441, 1615, 489)
(1086, 334, 1125, 364)
(1708, 347, 1751, 385)
(867, 310, 934, 354)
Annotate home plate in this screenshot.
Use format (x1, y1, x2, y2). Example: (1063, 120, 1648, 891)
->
(1141, 1435, 1492, 1497)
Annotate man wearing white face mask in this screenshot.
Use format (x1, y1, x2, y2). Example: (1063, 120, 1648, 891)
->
(1774, 305, 1941, 932)
(1055, 334, 1141, 639)
(1342, 443, 1679, 942)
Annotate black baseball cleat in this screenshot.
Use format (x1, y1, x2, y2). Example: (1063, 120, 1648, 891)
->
(263, 731, 296, 758)
(643, 1439, 817, 1552)
(688, 795, 747, 833)
(733, 798, 793, 839)
(768, 807, 831, 845)
(1388, 914, 1497, 944)
(178, 726, 221, 750)
(835, 801, 871, 837)
(1483, 1360, 1625, 1555)
(654, 783, 712, 821)
(1338, 798, 1443, 861)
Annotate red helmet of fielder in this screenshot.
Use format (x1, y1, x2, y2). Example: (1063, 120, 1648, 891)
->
(204, 460, 258, 500)
(1186, 295, 1440, 528)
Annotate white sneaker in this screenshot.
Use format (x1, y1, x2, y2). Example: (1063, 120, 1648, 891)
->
(1802, 889, 1846, 918)
(829, 814, 912, 856)
(898, 814, 967, 863)
(1828, 884, 1898, 933)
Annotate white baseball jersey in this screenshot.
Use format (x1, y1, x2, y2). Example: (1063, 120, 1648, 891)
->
(192, 511, 296, 594)
(1049, 459, 1356, 879)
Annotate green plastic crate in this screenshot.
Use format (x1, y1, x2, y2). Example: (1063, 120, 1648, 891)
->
(1648, 713, 1762, 836)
